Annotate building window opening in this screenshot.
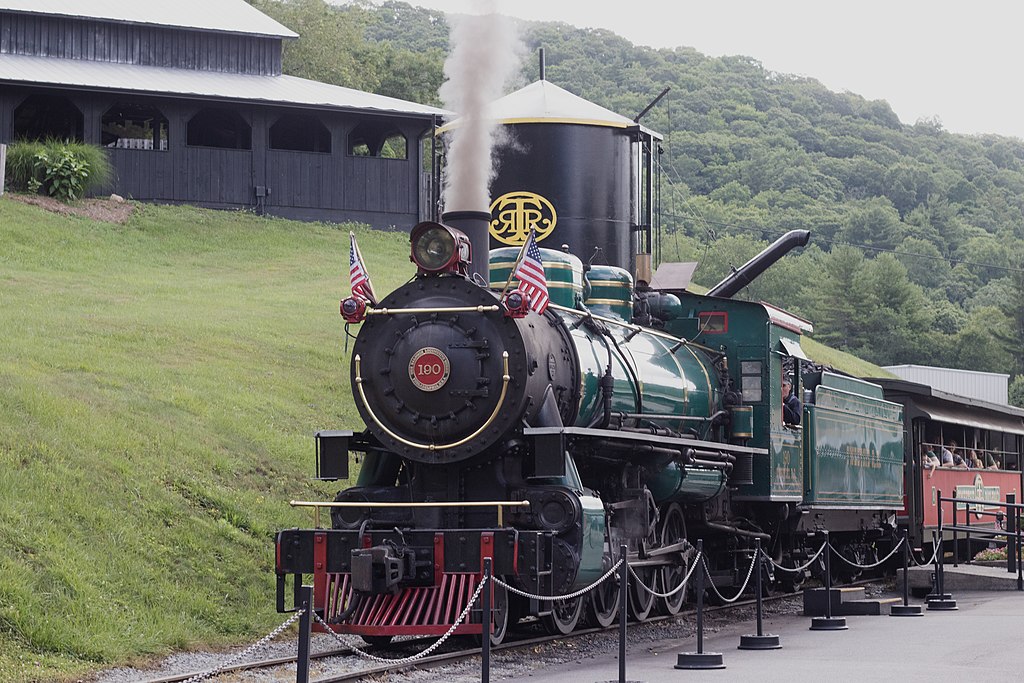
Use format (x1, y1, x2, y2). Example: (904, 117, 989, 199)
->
(102, 102, 169, 151)
(348, 122, 407, 159)
(269, 114, 331, 153)
(186, 108, 251, 149)
(14, 95, 84, 141)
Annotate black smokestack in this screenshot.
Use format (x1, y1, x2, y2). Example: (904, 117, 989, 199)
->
(707, 230, 811, 298)
(442, 210, 491, 283)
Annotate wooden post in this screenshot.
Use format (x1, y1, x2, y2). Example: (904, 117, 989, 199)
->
(0, 143, 7, 196)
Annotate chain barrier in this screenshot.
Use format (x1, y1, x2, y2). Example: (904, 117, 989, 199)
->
(700, 551, 758, 604)
(761, 541, 828, 574)
(181, 610, 305, 683)
(492, 558, 623, 602)
(828, 536, 906, 570)
(313, 575, 488, 665)
(627, 550, 702, 599)
(910, 539, 942, 567)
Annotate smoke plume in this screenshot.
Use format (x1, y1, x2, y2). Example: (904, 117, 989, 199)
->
(439, 1, 523, 212)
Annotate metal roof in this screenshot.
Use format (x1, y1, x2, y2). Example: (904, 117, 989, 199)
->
(439, 79, 661, 138)
(0, 53, 449, 118)
(0, 0, 298, 38)
(913, 398, 1024, 436)
(871, 378, 1024, 421)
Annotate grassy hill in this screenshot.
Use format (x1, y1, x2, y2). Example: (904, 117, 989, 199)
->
(0, 197, 414, 681)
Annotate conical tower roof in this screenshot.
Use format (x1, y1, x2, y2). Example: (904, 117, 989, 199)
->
(439, 79, 660, 137)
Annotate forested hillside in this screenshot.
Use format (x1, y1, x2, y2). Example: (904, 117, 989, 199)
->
(253, 0, 1024, 405)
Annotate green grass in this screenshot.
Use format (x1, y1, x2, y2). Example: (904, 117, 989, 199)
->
(801, 336, 895, 379)
(0, 197, 411, 681)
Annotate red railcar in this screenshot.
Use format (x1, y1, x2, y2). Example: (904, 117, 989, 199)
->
(875, 378, 1024, 555)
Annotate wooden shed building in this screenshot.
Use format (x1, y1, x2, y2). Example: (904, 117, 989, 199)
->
(0, 0, 447, 227)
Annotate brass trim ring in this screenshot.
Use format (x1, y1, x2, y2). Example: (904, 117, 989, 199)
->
(355, 351, 511, 452)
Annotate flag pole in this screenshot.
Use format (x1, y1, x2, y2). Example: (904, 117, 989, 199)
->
(498, 229, 534, 299)
(350, 231, 378, 306)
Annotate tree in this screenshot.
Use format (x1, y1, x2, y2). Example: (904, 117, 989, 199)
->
(954, 306, 1015, 373)
(896, 237, 950, 290)
(255, 0, 380, 89)
(856, 254, 935, 363)
(994, 265, 1024, 376)
(1010, 375, 1024, 408)
(837, 198, 904, 251)
(809, 246, 868, 352)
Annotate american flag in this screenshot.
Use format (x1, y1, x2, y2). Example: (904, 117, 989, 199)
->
(513, 230, 549, 314)
(349, 232, 377, 305)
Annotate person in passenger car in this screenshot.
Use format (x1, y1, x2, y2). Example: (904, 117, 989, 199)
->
(985, 451, 1000, 469)
(940, 442, 955, 467)
(968, 450, 984, 469)
(781, 379, 801, 425)
(945, 441, 967, 468)
(922, 444, 940, 477)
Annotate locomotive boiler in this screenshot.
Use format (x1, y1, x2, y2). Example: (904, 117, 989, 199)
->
(274, 212, 905, 643)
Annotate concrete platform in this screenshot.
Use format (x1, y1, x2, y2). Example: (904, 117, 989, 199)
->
(901, 562, 1024, 592)
(500, 591, 1024, 682)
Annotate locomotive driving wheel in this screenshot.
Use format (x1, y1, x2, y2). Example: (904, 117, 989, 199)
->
(542, 595, 584, 635)
(472, 581, 514, 646)
(586, 554, 621, 628)
(628, 548, 657, 622)
(657, 503, 690, 615)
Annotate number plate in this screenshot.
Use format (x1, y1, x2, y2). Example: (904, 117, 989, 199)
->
(408, 347, 451, 392)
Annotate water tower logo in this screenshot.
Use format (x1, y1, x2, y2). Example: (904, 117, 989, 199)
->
(488, 191, 557, 245)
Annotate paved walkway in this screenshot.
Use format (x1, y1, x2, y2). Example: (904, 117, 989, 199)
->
(503, 591, 1024, 682)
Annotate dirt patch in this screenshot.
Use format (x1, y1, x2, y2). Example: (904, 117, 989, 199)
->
(5, 192, 136, 224)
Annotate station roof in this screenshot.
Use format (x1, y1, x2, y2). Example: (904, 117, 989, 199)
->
(0, 0, 298, 38)
(439, 79, 661, 138)
(0, 53, 450, 119)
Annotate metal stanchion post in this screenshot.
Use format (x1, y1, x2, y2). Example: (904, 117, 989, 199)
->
(482, 557, 491, 683)
(928, 490, 957, 610)
(296, 585, 312, 683)
(810, 530, 847, 630)
(891, 531, 923, 617)
(1016, 504, 1023, 592)
(965, 492, 973, 564)
(739, 538, 782, 649)
(925, 529, 946, 602)
(618, 544, 627, 683)
(952, 490, 959, 568)
(675, 539, 725, 669)
(1008, 494, 1017, 575)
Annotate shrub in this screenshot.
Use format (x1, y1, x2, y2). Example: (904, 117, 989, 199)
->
(3, 139, 112, 202)
(4, 139, 45, 189)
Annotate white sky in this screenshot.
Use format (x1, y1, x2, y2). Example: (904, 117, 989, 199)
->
(375, 0, 1024, 140)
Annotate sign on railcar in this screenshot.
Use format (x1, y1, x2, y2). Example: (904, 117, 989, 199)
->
(921, 469, 1020, 528)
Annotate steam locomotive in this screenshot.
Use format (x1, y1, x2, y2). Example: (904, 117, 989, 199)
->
(274, 212, 905, 643)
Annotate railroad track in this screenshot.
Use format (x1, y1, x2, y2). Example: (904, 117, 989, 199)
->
(143, 578, 883, 683)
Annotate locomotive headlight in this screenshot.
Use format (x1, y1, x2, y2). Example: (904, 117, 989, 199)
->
(340, 296, 367, 323)
(410, 221, 471, 275)
(503, 289, 529, 318)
